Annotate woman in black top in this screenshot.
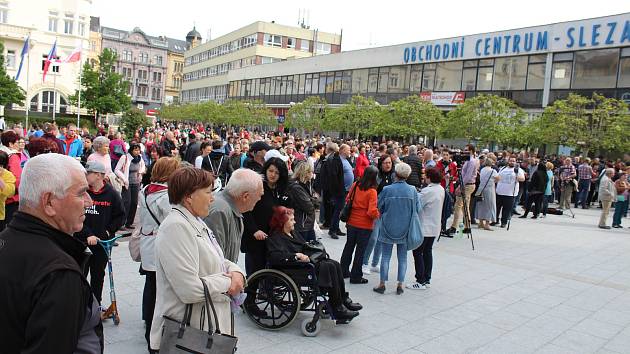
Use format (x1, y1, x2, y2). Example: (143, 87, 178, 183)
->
(266, 206, 361, 323)
(520, 162, 549, 219)
(376, 154, 395, 194)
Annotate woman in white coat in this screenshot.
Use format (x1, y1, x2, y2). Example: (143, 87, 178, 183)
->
(149, 167, 246, 352)
(407, 168, 445, 290)
(137, 157, 180, 351)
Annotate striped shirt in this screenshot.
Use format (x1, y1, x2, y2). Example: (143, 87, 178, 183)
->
(577, 164, 593, 180)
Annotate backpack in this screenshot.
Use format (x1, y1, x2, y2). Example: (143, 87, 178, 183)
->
(112, 144, 125, 158)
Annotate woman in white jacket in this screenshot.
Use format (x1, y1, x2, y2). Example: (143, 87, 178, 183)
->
(115, 143, 146, 229)
(407, 168, 445, 290)
(137, 157, 179, 351)
(149, 167, 245, 352)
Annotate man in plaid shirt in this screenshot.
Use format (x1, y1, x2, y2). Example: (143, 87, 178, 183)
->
(559, 157, 577, 209)
(575, 158, 593, 209)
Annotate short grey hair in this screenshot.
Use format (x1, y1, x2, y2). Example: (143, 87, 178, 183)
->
(605, 168, 615, 175)
(326, 142, 339, 154)
(19, 154, 86, 209)
(395, 162, 412, 179)
(92, 136, 110, 152)
(408, 145, 418, 155)
(224, 168, 263, 198)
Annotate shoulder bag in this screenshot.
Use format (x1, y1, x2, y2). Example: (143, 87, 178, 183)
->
(160, 280, 238, 354)
(339, 183, 358, 223)
(473, 171, 493, 203)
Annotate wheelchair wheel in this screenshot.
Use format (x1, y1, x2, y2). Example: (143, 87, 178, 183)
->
(244, 269, 301, 330)
(301, 318, 321, 337)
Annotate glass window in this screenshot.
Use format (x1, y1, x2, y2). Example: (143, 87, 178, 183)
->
(352, 69, 368, 94)
(300, 39, 310, 51)
(622, 48, 630, 57)
(554, 52, 573, 62)
(573, 49, 619, 89)
(493, 56, 527, 90)
(263, 34, 282, 47)
(341, 71, 352, 94)
(0, 2, 7, 24)
(551, 62, 572, 89)
(320, 72, 329, 93)
(292, 75, 299, 95)
(316, 42, 331, 55)
(464, 60, 478, 68)
(435, 61, 463, 91)
(48, 12, 58, 32)
(311, 73, 319, 94)
(377, 68, 389, 93)
(479, 59, 494, 67)
(388, 66, 408, 93)
(529, 54, 547, 63)
(6, 49, 15, 68)
(619, 58, 630, 87)
(333, 72, 343, 93)
(477, 67, 493, 90)
(462, 68, 476, 91)
(527, 63, 546, 90)
(422, 68, 435, 91)
(305, 74, 313, 94)
(409, 65, 422, 92)
(298, 74, 306, 94)
(287, 38, 296, 49)
(64, 19, 73, 34)
(368, 70, 379, 93)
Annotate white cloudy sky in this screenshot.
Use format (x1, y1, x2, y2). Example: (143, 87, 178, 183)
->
(92, 0, 629, 51)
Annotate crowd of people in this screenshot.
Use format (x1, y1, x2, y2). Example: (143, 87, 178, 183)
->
(0, 118, 627, 353)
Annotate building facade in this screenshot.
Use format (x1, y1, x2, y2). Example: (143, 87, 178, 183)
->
(227, 13, 630, 114)
(164, 38, 187, 105)
(87, 16, 101, 68)
(1, 0, 91, 115)
(181, 21, 341, 104)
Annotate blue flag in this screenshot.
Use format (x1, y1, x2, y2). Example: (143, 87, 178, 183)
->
(14, 35, 29, 81)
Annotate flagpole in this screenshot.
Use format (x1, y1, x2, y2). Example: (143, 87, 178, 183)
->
(52, 36, 57, 123)
(24, 33, 30, 131)
(77, 54, 82, 128)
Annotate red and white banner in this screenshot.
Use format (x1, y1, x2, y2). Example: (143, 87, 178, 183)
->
(419, 91, 465, 106)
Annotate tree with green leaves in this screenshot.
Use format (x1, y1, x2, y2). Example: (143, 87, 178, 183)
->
(325, 95, 384, 139)
(286, 96, 328, 135)
(442, 94, 526, 146)
(381, 95, 444, 140)
(119, 108, 151, 136)
(69, 48, 131, 118)
(0, 42, 26, 110)
(534, 93, 629, 155)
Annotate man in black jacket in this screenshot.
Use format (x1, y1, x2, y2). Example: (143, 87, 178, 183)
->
(77, 161, 125, 304)
(319, 142, 345, 238)
(202, 140, 233, 190)
(0, 153, 104, 353)
(183, 133, 201, 165)
(403, 145, 423, 189)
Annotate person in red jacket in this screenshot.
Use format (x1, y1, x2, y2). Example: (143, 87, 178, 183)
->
(436, 149, 458, 193)
(0, 130, 22, 229)
(354, 143, 370, 180)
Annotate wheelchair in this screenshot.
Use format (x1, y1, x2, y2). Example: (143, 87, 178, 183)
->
(242, 262, 339, 337)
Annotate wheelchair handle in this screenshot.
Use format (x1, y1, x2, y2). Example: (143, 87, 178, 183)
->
(97, 234, 125, 246)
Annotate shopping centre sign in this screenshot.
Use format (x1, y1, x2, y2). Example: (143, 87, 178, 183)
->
(420, 92, 465, 106)
(403, 14, 630, 64)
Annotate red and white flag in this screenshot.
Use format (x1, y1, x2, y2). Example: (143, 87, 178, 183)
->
(58, 46, 82, 63)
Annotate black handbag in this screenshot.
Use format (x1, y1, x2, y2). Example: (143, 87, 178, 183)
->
(473, 172, 493, 203)
(302, 240, 328, 263)
(339, 183, 358, 223)
(160, 280, 238, 354)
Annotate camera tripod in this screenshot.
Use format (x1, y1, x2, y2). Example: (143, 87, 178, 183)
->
(438, 168, 475, 250)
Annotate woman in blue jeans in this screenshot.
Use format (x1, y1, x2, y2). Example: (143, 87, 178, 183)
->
(372, 162, 420, 295)
(612, 171, 629, 228)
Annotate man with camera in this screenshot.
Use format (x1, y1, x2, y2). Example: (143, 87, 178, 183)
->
(446, 145, 479, 235)
(494, 157, 526, 228)
(558, 157, 577, 210)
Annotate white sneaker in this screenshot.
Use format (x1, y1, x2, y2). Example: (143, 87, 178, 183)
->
(370, 265, 380, 273)
(424, 282, 431, 288)
(362, 265, 371, 275)
(405, 282, 427, 290)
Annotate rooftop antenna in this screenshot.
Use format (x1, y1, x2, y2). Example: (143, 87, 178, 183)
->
(206, 28, 211, 42)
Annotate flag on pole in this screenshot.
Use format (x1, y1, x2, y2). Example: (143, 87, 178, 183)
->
(57, 46, 82, 63)
(42, 40, 57, 82)
(14, 35, 30, 81)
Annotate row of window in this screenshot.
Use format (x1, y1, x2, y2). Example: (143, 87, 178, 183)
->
(183, 57, 256, 82)
(0, 2, 8, 24)
(228, 48, 630, 101)
(173, 61, 184, 73)
(48, 11, 86, 36)
(117, 49, 164, 66)
(181, 85, 228, 103)
(129, 85, 162, 101)
(120, 67, 164, 83)
(185, 34, 257, 66)
(262, 34, 332, 55)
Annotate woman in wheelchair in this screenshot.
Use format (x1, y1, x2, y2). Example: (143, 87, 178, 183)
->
(266, 206, 362, 322)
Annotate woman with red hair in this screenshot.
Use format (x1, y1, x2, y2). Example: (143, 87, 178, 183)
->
(266, 206, 362, 323)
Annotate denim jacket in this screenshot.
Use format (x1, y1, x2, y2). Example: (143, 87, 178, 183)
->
(377, 180, 420, 244)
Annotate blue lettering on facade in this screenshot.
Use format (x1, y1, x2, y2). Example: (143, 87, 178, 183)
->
(578, 26, 587, 47)
(460, 38, 464, 57)
(512, 34, 521, 53)
(411, 47, 417, 62)
(403, 47, 410, 63)
(493, 37, 502, 55)
(442, 43, 450, 59)
(591, 24, 601, 45)
(524, 33, 533, 51)
(536, 31, 548, 50)
(434, 44, 441, 59)
(567, 27, 575, 48)
(451, 41, 459, 58)
(418, 46, 424, 61)
(425, 45, 432, 61)
(484, 38, 490, 56)
(606, 22, 616, 44)
(504, 35, 512, 54)
(622, 20, 630, 43)
(475, 39, 482, 56)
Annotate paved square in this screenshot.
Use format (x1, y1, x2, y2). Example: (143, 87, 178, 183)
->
(103, 208, 630, 353)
